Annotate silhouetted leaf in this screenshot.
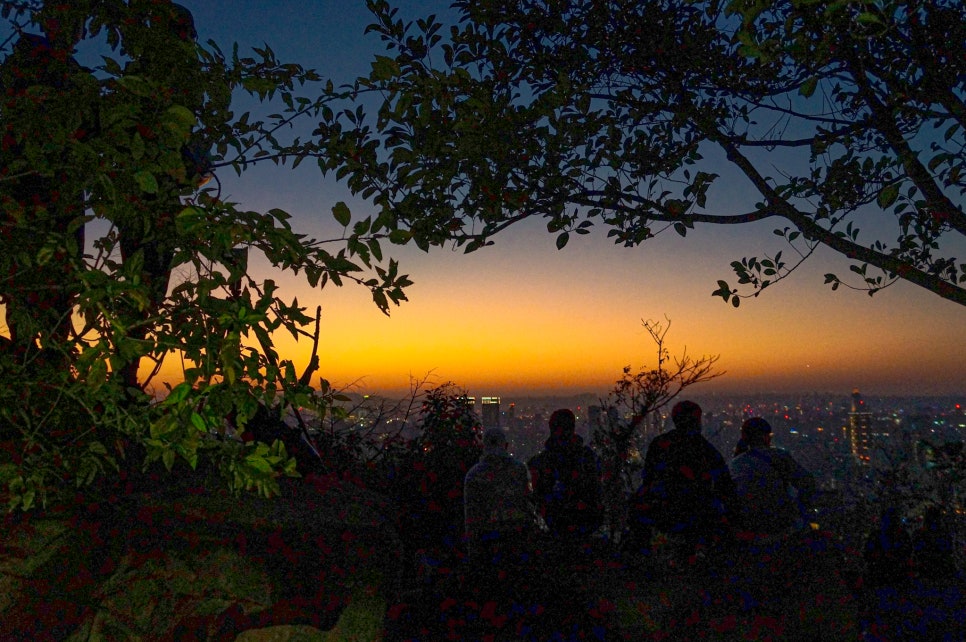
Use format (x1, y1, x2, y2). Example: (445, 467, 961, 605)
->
(799, 76, 818, 97)
(333, 201, 351, 227)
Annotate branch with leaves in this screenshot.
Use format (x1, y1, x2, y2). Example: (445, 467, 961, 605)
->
(592, 317, 724, 541)
(0, 1, 414, 509)
(318, 0, 966, 307)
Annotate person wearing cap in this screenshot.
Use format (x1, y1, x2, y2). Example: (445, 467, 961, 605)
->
(464, 427, 534, 567)
(632, 400, 737, 555)
(730, 417, 816, 537)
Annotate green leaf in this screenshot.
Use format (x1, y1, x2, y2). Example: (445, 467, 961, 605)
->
(370, 55, 400, 81)
(190, 412, 207, 433)
(117, 75, 154, 97)
(389, 229, 412, 245)
(245, 455, 274, 474)
(88, 441, 108, 456)
(35, 246, 54, 266)
(162, 449, 175, 471)
(166, 382, 193, 405)
(877, 183, 899, 209)
(738, 43, 762, 59)
(333, 201, 351, 227)
(134, 170, 158, 194)
(674, 223, 688, 237)
(130, 132, 145, 160)
(88, 359, 107, 386)
(799, 76, 818, 98)
(555, 232, 570, 250)
(165, 104, 196, 129)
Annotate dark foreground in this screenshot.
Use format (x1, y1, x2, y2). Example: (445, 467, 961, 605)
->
(2, 478, 962, 641)
(383, 531, 964, 642)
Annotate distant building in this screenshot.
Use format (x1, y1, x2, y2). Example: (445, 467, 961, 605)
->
(848, 388, 874, 464)
(481, 396, 501, 429)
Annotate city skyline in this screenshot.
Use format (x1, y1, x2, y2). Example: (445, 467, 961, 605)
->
(143, 1, 965, 400)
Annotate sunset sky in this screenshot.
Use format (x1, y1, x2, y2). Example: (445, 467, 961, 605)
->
(131, 2, 966, 398)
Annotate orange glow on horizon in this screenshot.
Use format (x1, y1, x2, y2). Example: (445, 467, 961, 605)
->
(147, 239, 966, 400)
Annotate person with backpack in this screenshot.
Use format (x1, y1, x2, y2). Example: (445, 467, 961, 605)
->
(728, 417, 818, 616)
(527, 409, 603, 540)
(730, 417, 815, 537)
(464, 428, 536, 569)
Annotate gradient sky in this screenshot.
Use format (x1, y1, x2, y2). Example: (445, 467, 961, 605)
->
(160, 2, 963, 398)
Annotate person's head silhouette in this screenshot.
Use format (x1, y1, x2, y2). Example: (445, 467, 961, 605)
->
(740, 417, 772, 447)
(482, 428, 508, 455)
(548, 409, 576, 440)
(671, 400, 702, 433)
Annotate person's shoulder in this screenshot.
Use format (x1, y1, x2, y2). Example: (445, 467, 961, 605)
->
(730, 451, 751, 468)
(464, 459, 487, 479)
(647, 430, 676, 449)
(731, 449, 771, 477)
(768, 447, 801, 467)
(699, 436, 727, 460)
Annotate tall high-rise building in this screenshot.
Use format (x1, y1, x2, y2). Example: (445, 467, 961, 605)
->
(848, 388, 873, 463)
(481, 396, 501, 429)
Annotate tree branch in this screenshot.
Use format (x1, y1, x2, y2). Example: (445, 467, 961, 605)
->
(847, 54, 966, 237)
(692, 99, 966, 306)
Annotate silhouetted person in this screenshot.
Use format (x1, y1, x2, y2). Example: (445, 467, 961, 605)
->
(527, 409, 603, 540)
(464, 428, 534, 571)
(858, 506, 915, 636)
(864, 507, 913, 588)
(631, 400, 736, 555)
(913, 505, 956, 581)
(730, 417, 815, 537)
